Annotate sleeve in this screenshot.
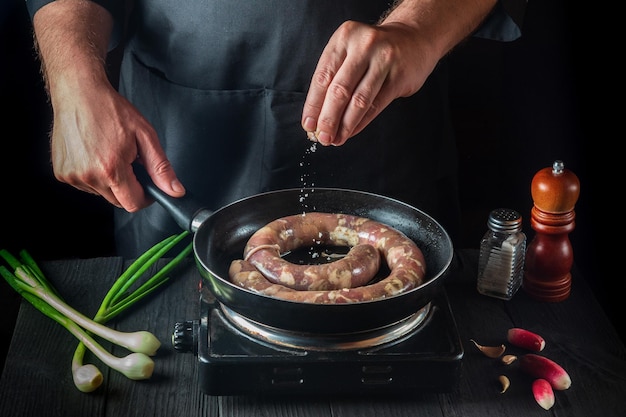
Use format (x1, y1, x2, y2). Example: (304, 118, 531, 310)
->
(473, 0, 528, 42)
(24, 0, 125, 50)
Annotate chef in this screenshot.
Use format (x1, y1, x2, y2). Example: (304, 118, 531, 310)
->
(25, 0, 525, 258)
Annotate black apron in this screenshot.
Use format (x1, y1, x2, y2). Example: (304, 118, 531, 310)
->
(114, 0, 460, 258)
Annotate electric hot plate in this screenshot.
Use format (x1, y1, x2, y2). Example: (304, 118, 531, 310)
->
(172, 282, 463, 396)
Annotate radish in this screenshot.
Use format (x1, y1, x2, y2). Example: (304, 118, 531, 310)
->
(519, 353, 571, 390)
(532, 379, 555, 410)
(507, 328, 545, 351)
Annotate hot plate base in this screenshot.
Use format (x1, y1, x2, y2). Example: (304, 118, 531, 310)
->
(190, 290, 463, 396)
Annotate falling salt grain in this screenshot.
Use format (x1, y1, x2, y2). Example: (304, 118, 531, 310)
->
(299, 136, 318, 210)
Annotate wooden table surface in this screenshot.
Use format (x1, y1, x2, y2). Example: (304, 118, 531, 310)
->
(1, 250, 625, 417)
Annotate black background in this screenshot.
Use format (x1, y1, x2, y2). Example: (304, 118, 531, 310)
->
(0, 0, 610, 373)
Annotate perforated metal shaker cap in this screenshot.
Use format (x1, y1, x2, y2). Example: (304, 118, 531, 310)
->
(487, 208, 522, 233)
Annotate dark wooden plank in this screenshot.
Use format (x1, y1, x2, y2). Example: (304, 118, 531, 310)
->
(328, 395, 443, 417)
(219, 396, 333, 417)
(216, 394, 444, 417)
(3, 252, 626, 417)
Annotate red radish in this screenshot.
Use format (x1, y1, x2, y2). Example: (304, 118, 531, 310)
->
(519, 354, 571, 390)
(507, 328, 545, 351)
(532, 379, 555, 410)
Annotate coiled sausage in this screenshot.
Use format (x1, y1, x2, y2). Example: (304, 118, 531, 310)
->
(243, 213, 381, 290)
(229, 212, 427, 303)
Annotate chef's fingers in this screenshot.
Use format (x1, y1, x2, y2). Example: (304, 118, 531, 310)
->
(303, 21, 376, 145)
(102, 122, 186, 212)
(133, 126, 186, 200)
(72, 182, 123, 209)
(346, 78, 399, 140)
(71, 154, 146, 212)
(329, 53, 391, 146)
(110, 162, 149, 212)
(302, 48, 346, 145)
(302, 21, 393, 146)
(315, 56, 387, 146)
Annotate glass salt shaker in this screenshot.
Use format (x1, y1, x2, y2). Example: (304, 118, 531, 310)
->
(477, 208, 526, 300)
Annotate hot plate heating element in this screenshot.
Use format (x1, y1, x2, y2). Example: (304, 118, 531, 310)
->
(172, 284, 463, 396)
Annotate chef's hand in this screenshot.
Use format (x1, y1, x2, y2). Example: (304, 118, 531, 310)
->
(301, 20, 439, 146)
(35, 0, 185, 212)
(49, 79, 186, 211)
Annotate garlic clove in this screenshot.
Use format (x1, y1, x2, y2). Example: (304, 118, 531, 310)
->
(499, 375, 511, 393)
(469, 339, 506, 358)
(501, 354, 518, 365)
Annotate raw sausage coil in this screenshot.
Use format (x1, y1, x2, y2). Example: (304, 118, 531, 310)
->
(243, 213, 382, 290)
(229, 212, 427, 303)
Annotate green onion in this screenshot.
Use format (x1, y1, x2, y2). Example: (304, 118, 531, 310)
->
(95, 232, 193, 323)
(0, 268, 156, 384)
(9, 265, 161, 355)
(0, 231, 193, 393)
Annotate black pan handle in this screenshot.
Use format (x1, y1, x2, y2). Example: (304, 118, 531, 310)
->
(132, 162, 212, 233)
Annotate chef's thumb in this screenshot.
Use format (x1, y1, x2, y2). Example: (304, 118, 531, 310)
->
(132, 160, 186, 199)
(151, 166, 186, 198)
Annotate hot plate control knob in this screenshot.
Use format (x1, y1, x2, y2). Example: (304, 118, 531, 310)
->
(172, 320, 199, 354)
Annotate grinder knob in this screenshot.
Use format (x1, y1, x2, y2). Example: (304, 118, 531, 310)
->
(172, 320, 199, 354)
(531, 160, 580, 213)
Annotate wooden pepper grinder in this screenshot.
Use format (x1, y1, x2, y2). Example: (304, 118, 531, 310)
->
(523, 160, 580, 301)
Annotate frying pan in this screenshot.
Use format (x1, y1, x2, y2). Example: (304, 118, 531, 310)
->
(134, 165, 453, 334)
